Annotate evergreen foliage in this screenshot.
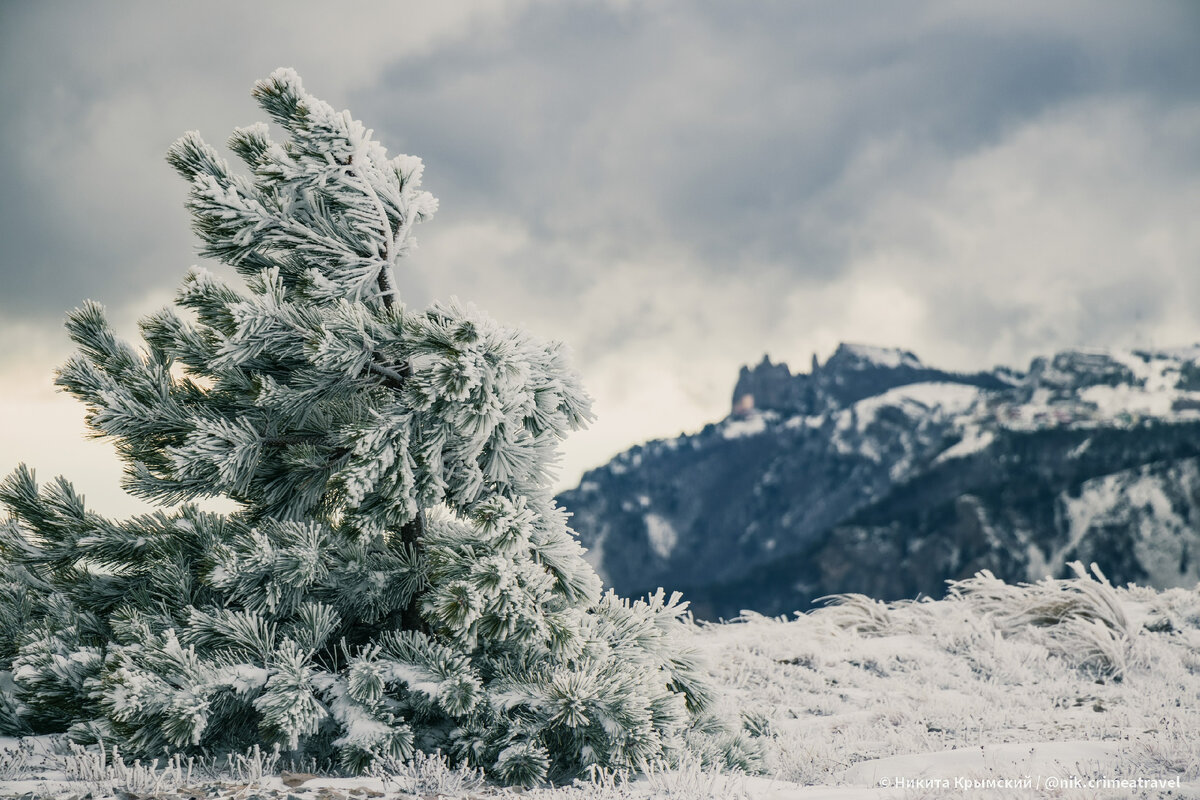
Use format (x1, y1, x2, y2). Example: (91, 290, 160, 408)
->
(0, 69, 742, 784)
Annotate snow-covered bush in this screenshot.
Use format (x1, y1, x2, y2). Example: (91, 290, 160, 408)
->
(0, 69, 725, 785)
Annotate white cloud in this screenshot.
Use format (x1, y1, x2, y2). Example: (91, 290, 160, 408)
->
(0, 367, 154, 519)
(829, 97, 1200, 370)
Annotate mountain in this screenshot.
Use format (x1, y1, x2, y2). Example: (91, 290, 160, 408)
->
(557, 343, 1200, 619)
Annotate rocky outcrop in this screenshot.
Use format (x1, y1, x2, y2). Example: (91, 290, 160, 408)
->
(731, 344, 1011, 417)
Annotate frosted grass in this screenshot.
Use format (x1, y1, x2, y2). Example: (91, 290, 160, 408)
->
(2, 564, 1198, 798)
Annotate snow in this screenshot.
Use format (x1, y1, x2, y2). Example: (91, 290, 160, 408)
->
(4, 575, 1200, 798)
(783, 414, 824, 430)
(225, 665, 271, 694)
(1079, 382, 1176, 418)
(1055, 475, 1126, 574)
(1108, 348, 1178, 394)
(723, 413, 769, 439)
(1054, 467, 1200, 587)
(850, 383, 981, 432)
(1005, 346, 1200, 426)
(934, 425, 994, 463)
(394, 665, 447, 699)
(643, 513, 677, 559)
(334, 714, 396, 749)
(840, 740, 1122, 790)
(839, 344, 924, 370)
(1123, 471, 1178, 520)
(819, 383, 985, 465)
(682, 580, 1200, 797)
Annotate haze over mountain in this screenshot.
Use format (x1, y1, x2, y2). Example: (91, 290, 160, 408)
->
(558, 343, 1200, 620)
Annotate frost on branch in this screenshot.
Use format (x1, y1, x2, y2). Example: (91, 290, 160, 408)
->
(0, 69, 738, 784)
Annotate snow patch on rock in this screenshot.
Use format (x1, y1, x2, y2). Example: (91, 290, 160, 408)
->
(644, 513, 678, 559)
(839, 343, 924, 370)
(723, 413, 769, 439)
(934, 425, 994, 463)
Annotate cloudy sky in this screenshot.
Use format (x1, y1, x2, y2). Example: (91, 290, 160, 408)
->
(2, 1, 1199, 517)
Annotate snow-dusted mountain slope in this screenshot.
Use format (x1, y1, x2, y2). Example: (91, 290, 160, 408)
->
(558, 343, 1200, 619)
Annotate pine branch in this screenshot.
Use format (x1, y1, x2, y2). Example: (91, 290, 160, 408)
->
(340, 151, 399, 313)
(366, 357, 406, 387)
(397, 507, 428, 633)
(366, 353, 426, 632)
(260, 434, 346, 450)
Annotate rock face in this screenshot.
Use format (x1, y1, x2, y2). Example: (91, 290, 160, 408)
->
(732, 345, 1010, 417)
(558, 344, 1200, 619)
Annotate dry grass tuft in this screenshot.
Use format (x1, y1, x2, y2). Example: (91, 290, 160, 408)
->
(947, 561, 1134, 676)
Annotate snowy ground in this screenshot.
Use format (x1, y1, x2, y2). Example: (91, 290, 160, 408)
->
(2, 567, 1198, 799)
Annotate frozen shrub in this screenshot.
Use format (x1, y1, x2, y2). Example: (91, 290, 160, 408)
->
(0, 69, 722, 785)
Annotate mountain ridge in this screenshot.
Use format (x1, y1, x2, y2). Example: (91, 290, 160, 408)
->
(557, 342, 1200, 619)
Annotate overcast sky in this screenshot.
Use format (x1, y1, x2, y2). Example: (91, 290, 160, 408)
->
(2, 1, 1199, 517)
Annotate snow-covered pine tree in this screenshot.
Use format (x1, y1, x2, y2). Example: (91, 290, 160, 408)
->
(0, 69, 749, 784)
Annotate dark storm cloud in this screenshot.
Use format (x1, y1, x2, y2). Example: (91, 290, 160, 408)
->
(0, 3, 221, 322)
(0, 1, 511, 324)
(358, 1, 1200, 286)
(3, 0, 1196, 323)
(2, 1, 1199, 510)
